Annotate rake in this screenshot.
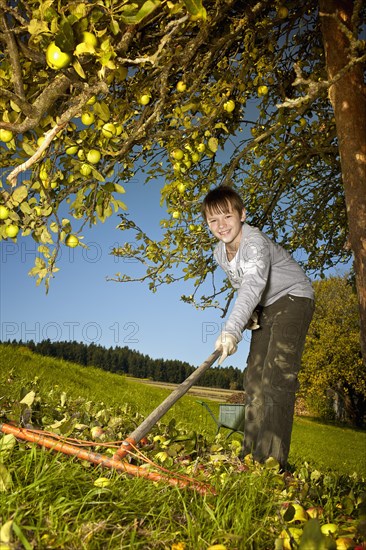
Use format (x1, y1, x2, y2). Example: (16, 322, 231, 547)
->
(0, 350, 220, 494)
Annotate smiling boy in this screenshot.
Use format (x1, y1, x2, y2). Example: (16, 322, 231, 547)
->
(202, 185, 315, 469)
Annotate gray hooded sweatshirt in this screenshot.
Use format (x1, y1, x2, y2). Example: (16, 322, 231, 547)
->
(214, 223, 314, 342)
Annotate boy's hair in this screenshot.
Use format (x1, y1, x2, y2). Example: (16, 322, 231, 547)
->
(201, 186, 245, 221)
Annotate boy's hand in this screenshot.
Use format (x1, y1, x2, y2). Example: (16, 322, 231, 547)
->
(215, 331, 238, 365)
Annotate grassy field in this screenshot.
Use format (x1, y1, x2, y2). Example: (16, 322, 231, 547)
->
(0, 344, 365, 549)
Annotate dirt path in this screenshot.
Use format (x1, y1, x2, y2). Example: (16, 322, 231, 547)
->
(129, 377, 244, 403)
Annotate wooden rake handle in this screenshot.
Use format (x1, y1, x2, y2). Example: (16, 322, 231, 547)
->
(115, 349, 220, 458)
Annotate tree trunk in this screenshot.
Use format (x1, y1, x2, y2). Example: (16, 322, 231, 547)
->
(319, 0, 366, 363)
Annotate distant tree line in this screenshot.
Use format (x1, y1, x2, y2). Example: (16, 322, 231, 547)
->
(5, 339, 244, 390)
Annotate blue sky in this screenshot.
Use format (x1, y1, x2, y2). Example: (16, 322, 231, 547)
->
(0, 172, 255, 372)
(0, 148, 351, 373)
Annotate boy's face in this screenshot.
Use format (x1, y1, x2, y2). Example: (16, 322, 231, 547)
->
(205, 204, 246, 250)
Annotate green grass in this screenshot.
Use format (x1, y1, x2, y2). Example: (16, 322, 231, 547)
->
(0, 344, 365, 549)
(290, 417, 366, 476)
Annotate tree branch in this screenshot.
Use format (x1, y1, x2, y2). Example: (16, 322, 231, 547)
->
(0, 11, 26, 99)
(7, 81, 109, 187)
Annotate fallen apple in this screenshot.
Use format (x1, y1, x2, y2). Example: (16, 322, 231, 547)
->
(321, 524, 338, 536)
(280, 527, 303, 550)
(336, 537, 356, 550)
(306, 506, 324, 519)
(90, 426, 105, 439)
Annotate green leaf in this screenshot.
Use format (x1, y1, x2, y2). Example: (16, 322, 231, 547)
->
(74, 42, 96, 56)
(19, 390, 36, 406)
(91, 167, 105, 182)
(120, 0, 161, 25)
(72, 58, 86, 79)
(110, 19, 120, 35)
(12, 522, 33, 550)
(182, 0, 207, 19)
(19, 202, 32, 215)
(55, 19, 75, 52)
(0, 434, 16, 462)
(114, 183, 126, 194)
(0, 519, 13, 542)
(28, 19, 49, 35)
(0, 463, 12, 492)
(11, 186, 28, 205)
(93, 101, 111, 122)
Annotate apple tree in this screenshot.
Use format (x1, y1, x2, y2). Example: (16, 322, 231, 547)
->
(0, 1, 365, 358)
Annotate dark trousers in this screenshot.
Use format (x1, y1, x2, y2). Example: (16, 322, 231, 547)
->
(242, 294, 315, 468)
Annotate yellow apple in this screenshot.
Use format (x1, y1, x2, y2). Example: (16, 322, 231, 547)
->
(176, 80, 187, 92)
(5, 224, 19, 238)
(223, 99, 236, 113)
(138, 93, 151, 105)
(80, 163, 92, 176)
(335, 537, 356, 550)
(114, 123, 123, 136)
(0, 205, 9, 220)
(172, 211, 180, 219)
(87, 149, 101, 164)
(81, 31, 98, 48)
(101, 123, 116, 138)
(257, 85, 269, 96)
(284, 503, 308, 523)
(81, 112, 95, 126)
(65, 234, 79, 248)
(171, 149, 184, 161)
(0, 129, 14, 143)
(320, 524, 338, 536)
(46, 42, 72, 70)
(65, 145, 78, 155)
(177, 183, 186, 193)
(306, 506, 323, 519)
(280, 528, 303, 550)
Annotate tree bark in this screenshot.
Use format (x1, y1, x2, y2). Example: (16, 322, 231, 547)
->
(319, 0, 366, 362)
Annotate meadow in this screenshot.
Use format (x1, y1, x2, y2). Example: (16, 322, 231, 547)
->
(0, 344, 365, 549)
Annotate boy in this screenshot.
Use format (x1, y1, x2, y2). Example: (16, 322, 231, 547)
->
(202, 185, 314, 470)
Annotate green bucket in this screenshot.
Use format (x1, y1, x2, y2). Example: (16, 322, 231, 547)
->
(218, 404, 245, 432)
